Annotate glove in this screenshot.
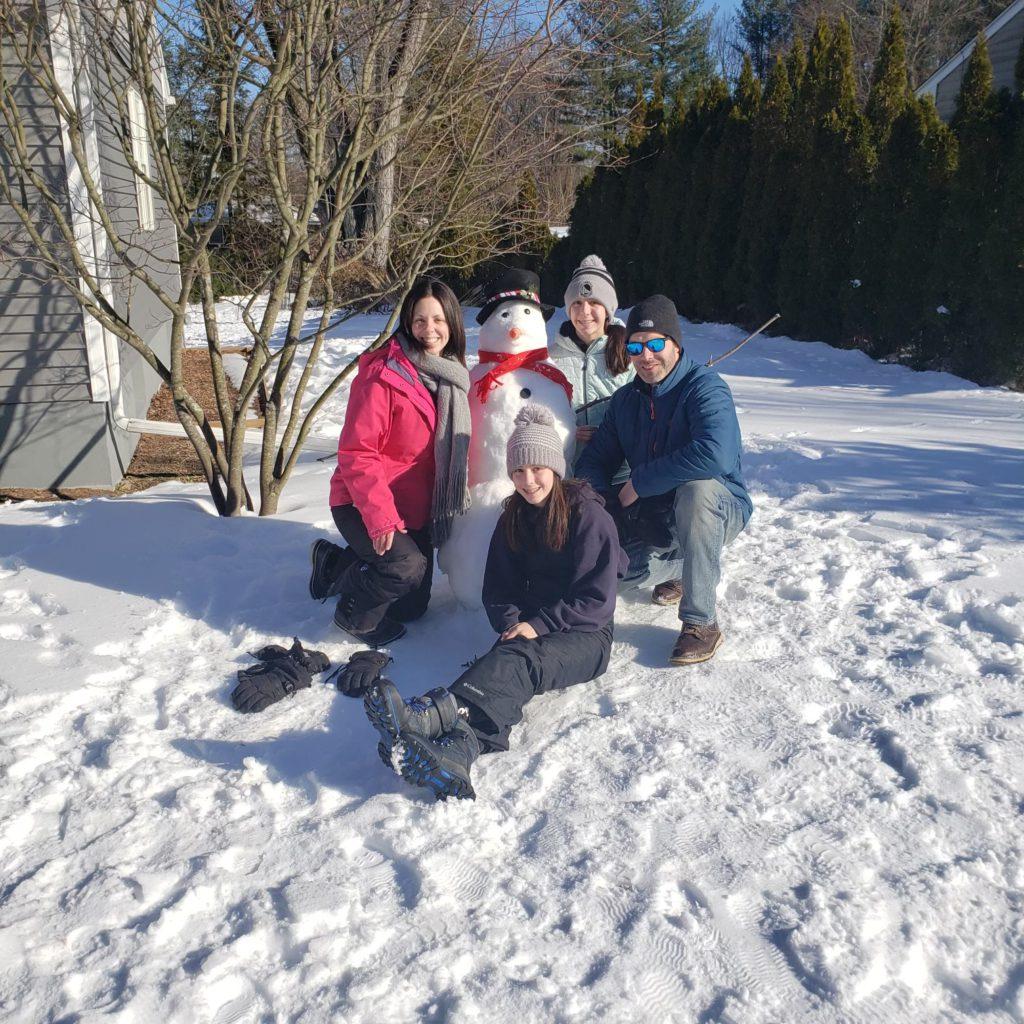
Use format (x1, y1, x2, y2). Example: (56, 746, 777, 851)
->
(231, 638, 330, 713)
(326, 650, 392, 697)
(250, 637, 329, 675)
(231, 659, 311, 713)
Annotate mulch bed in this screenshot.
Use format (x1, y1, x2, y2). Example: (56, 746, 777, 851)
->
(0, 348, 257, 505)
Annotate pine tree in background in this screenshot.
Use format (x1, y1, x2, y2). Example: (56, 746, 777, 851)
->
(947, 35, 1003, 379)
(671, 78, 732, 311)
(616, 82, 667, 301)
(786, 32, 807, 97)
(851, 2, 913, 348)
(864, 4, 911, 150)
(693, 57, 761, 317)
(804, 17, 873, 339)
(729, 53, 794, 320)
(738, 0, 795, 79)
(542, 11, 1024, 388)
(973, 35, 1024, 387)
(775, 18, 832, 331)
(860, 97, 957, 362)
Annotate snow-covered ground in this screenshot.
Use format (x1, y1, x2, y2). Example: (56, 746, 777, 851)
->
(2, 306, 1023, 1023)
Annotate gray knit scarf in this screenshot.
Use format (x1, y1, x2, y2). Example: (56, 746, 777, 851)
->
(396, 332, 472, 544)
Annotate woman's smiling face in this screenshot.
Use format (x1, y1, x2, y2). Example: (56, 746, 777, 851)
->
(512, 465, 555, 505)
(411, 296, 450, 355)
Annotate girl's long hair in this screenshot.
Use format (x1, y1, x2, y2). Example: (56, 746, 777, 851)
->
(399, 278, 467, 365)
(561, 319, 630, 376)
(503, 476, 577, 552)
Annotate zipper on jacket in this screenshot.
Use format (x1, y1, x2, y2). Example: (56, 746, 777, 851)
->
(583, 352, 590, 425)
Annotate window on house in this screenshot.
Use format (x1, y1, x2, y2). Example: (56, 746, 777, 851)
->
(127, 86, 155, 231)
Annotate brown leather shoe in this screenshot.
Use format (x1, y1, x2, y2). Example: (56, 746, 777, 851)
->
(670, 622, 723, 665)
(652, 579, 683, 606)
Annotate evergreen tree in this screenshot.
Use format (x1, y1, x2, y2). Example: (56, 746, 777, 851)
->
(776, 19, 831, 330)
(570, 0, 712, 153)
(728, 54, 793, 318)
(669, 78, 731, 311)
(946, 35, 1003, 378)
(952, 35, 995, 132)
(693, 56, 762, 317)
(855, 97, 957, 362)
(786, 32, 807, 97)
(865, 4, 911, 150)
(738, 0, 794, 79)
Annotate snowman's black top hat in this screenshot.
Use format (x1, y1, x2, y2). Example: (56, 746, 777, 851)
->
(475, 269, 555, 325)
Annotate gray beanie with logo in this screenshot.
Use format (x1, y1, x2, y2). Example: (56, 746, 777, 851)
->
(564, 255, 618, 318)
(506, 404, 566, 479)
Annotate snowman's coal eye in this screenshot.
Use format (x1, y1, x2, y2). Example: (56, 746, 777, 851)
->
(524, 308, 532, 315)
(501, 311, 510, 319)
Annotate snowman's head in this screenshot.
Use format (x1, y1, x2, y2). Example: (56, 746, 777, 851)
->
(478, 300, 550, 355)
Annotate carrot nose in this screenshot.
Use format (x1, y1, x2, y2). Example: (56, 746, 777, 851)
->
(508, 327, 521, 340)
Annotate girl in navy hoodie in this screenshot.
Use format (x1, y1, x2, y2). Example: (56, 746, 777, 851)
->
(361, 405, 628, 801)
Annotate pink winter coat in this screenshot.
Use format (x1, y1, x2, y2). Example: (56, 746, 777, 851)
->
(329, 336, 437, 540)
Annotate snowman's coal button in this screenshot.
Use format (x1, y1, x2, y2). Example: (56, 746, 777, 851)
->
(520, 387, 532, 398)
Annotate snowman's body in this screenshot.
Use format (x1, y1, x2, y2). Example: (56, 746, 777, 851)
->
(438, 300, 575, 608)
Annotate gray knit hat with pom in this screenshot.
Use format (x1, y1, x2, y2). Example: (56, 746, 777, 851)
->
(564, 254, 618, 318)
(506, 404, 566, 479)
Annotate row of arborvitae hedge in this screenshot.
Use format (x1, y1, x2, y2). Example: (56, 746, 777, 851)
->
(542, 9, 1024, 389)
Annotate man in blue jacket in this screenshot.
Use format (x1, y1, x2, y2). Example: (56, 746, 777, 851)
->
(575, 295, 753, 665)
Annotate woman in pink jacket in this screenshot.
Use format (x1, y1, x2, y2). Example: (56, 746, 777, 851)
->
(309, 279, 471, 646)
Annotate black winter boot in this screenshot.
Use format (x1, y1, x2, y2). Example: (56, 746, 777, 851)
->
(393, 720, 480, 801)
(363, 681, 461, 758)
(309, 539, 356, 601)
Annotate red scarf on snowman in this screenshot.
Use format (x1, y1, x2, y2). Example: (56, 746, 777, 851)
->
(475, 348, 573, 404)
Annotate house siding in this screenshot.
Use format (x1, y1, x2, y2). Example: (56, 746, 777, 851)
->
(0, 5, 180, 489)
(928, 7, 1024, 121)
(0, 25, 107, 488)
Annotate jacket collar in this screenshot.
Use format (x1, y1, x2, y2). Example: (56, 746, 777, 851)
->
(378, 336, 436, 425)
(551, 329, 607, 360)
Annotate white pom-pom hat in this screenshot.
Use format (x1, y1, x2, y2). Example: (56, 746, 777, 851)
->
(564, 254, 618, 318)
(506, 404, 567, 479)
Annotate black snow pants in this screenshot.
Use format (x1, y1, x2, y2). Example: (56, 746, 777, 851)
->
(450, 625, 613, 752)
(331, 504, 434, 630)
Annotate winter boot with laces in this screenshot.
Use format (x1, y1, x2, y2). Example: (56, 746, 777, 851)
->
(363, 680, 461, 761)
(309, 539, 356, 601)
(652, 579, 683, 606)
(669, 622, 723, 665)
(393, 719, 480, 801)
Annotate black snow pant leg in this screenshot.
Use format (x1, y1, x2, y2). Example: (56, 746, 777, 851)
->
(331, 505, 433, 631)
(449, 626, 613, 753)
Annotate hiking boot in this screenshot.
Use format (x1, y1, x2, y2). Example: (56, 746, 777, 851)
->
(652, 579, 683, 606)
(669, 622, 723, 665)
(333, 594, 406, 648)
(391, 719, 480, 801)
(309, 539, 355, 601)
(363, 681, 461, 757)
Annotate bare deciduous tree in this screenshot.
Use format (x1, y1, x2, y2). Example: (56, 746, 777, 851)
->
(0, 0, 609, 515)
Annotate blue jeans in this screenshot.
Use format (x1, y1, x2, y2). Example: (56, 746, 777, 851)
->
(620, 479, 748, 625)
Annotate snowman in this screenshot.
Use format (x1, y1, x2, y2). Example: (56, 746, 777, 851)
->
(439, 269, 575, 607)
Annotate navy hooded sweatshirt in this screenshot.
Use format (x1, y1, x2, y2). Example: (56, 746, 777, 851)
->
(483, 482, 629, 636)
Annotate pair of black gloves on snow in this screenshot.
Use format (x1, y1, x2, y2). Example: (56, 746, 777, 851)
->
(230, 640, 391, 713)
